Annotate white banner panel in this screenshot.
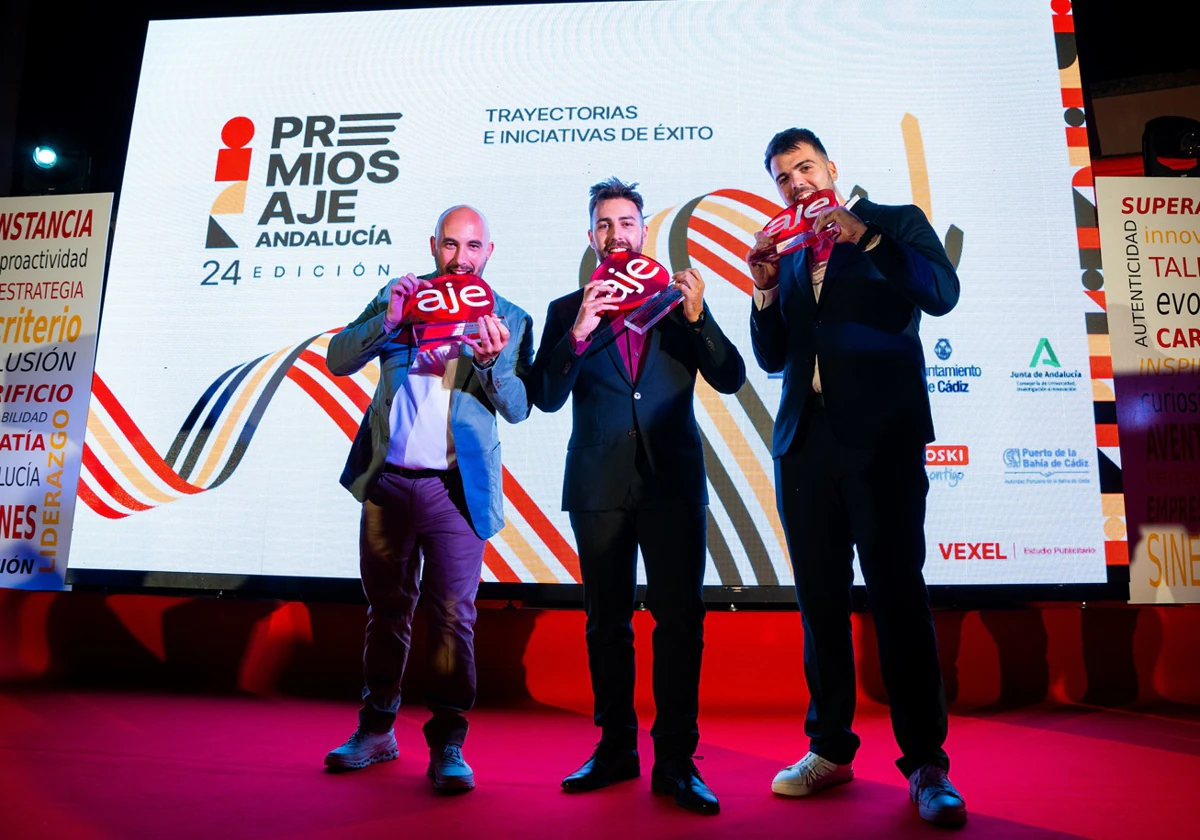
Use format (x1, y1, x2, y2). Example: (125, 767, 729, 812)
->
(1096, 176, 1200, 603)
(1, 193, 112, 590)
(70, 1, 1108, 588)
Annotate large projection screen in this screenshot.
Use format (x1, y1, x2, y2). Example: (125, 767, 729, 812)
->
(69, 0, 1115, 594)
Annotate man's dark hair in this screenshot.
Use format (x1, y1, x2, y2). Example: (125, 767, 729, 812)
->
(589, 177, 644, 221)
(763, 128, 828, 172)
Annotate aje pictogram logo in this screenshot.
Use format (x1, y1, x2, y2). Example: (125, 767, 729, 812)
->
(206, 117, 255, 248)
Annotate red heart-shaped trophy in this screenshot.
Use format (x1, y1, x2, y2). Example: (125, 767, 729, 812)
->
(403, 274, 496, 324)
(590, 251, 672, 312)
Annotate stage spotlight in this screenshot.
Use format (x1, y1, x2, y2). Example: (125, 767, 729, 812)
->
(33, 145, 59, 169)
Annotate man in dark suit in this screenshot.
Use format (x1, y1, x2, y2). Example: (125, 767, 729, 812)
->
(532, 178, 745, 815)
(747, 129, 967, 828)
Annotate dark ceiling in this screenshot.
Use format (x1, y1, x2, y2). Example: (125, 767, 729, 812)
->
(8, 0, 1198, 197)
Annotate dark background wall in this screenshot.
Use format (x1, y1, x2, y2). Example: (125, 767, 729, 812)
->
(1, 0, 1197, 199)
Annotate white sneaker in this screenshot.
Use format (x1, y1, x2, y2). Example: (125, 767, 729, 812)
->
(771, 751, 854, 796)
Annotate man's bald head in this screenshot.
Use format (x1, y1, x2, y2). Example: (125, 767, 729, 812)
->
(431, 205, 495, 277)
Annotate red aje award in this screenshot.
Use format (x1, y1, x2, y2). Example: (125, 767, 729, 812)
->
(590, 250, 681, 335)
(402, 274, 505, 346)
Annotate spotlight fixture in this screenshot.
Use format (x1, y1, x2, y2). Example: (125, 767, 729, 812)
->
(32, 145, 59, 169)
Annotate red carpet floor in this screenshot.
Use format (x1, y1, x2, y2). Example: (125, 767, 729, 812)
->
(1, 690, 1196, 839)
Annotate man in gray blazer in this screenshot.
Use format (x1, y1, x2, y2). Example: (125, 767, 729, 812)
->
(323, 205, 533, 794)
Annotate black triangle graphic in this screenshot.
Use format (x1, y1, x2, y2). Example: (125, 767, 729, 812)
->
(206, 216, 238, 249)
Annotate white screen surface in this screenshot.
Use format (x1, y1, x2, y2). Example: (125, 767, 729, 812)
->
(71, 1, 1111, 588)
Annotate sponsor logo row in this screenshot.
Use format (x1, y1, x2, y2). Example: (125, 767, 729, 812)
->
(925, 337, 1084, 395)
(925, 444, 1093, 488)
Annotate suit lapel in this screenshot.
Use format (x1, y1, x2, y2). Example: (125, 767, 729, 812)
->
(633, 327, 661, 386)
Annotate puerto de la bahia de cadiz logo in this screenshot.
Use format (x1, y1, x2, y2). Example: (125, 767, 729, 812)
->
(1010, 337, 1083, 394)
(205, 111, 403, 251)
(925, 336, 981, 395)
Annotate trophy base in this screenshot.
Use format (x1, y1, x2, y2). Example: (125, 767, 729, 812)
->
(412, 315, 507, 346)
(623, 286, 683, 335)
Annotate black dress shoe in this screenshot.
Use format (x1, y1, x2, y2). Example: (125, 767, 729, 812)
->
(651, 758, 720, 815)
(561, 747, 640, 791)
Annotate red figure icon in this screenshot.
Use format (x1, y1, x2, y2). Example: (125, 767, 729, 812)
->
(215, 117, 254, 181)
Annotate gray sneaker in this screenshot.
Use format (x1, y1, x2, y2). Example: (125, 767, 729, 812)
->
(427, 744, 475, 793)
(324, 728, 398, 771)
(909, 764, 967, 828)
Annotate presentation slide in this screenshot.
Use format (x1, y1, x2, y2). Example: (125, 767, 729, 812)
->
(70, 0, 1111, 589)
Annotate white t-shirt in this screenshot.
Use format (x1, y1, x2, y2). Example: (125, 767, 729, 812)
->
(385, 342, 461, 469)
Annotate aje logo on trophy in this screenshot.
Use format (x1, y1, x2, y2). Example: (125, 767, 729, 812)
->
(592, 250, 678, 334)
(403, 274, 504, 346)
(761, 188, 859, 258)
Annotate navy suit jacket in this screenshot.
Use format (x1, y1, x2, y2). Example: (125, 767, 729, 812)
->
(750, 199, 960, 455)
(532, 294, 746, 511)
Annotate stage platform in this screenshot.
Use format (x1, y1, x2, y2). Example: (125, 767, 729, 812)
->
(1, 591, 1198, 838)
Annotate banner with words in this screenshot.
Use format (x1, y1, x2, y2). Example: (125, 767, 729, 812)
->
(0, 193, 112, 590)
(1096, 177, 1200, 603)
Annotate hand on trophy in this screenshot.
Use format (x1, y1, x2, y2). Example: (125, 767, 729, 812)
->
(746, 231, 781, 290)
(812, 205, 868, 245)
(462, 313, 510, 365)
(672, 268, 705, 323)
(383, 273, 432, 332)
(570, 280, 621, 342)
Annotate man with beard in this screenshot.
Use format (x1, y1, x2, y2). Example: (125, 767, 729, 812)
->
(747, 129, 966, 827)
(323, 205, 533, 794)
(532, 178, 745, 815)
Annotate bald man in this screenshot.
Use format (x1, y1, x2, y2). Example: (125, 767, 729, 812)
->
(324, 206, 534, 793)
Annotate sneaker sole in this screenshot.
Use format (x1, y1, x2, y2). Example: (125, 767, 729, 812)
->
(427, 765, 475, 793)
(324, 746, 399, 771)
(771, 769, 854, 797)
(917, 801, 967, 828)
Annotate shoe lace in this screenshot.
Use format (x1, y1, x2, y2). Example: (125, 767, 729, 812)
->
(440, 744, 466, 767)
(790, 752, 832, 783)
(914, 766, 956, 803)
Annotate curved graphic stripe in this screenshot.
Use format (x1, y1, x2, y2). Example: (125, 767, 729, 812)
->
(695, 382, 787, 558)
(81, 445, 151, 512)
(195, 346, 293, 485)
(165, 362, 243, 468)
(285, 365, 360, 440)
(87, 412, 185, 505)
(502, 466, 581, 582)
(709, 188, 782, 219)
(90, 375, 203, 495)
(208, 337, 324, 489)
(178, 356, 265, 480)
(299, 349, 371, 413)
(76, 477, 127, 520)
(686, 239, 754, 296)
(483, 543, 521, 583)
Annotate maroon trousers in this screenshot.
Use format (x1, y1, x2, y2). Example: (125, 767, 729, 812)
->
(356, 468, 485, 748)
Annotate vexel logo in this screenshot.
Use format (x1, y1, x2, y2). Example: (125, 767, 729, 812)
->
(938, 542, 1011, 560)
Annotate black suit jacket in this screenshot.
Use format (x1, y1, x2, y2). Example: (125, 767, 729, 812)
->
(532, 294, 746, 511)
(750, 199, 960, 455)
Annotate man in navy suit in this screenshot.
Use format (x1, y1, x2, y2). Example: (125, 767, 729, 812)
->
(747, 129, 967, 827)
(532, 178, 745, 815)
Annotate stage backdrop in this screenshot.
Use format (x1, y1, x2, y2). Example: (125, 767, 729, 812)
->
(70, 0, 1116, 590)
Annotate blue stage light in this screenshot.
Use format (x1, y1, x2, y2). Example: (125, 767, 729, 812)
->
(33, 146, 58, 169)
